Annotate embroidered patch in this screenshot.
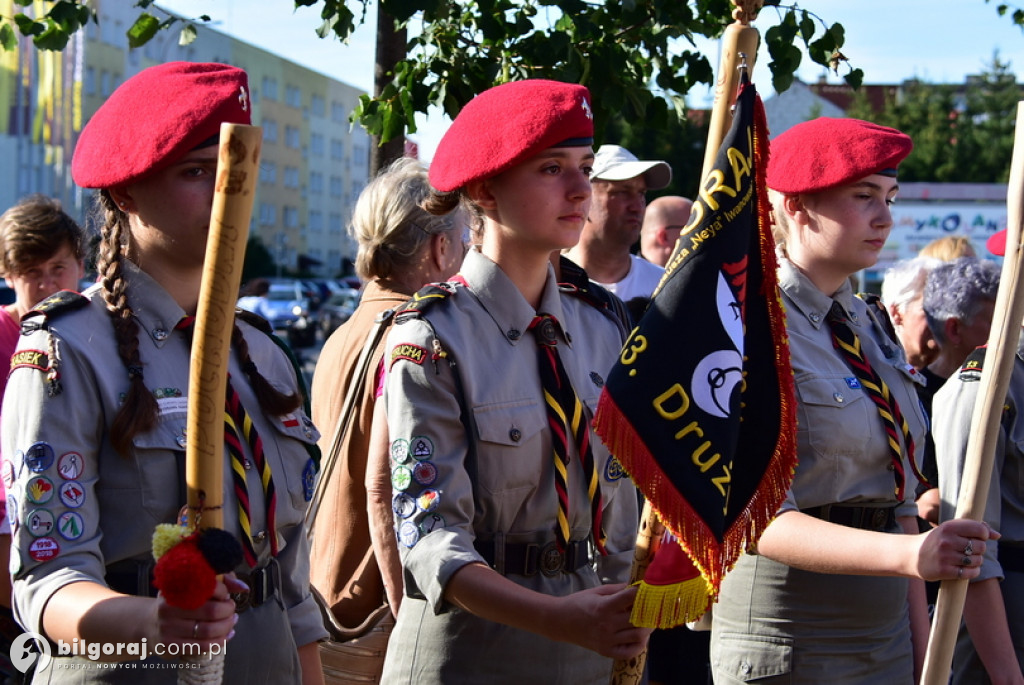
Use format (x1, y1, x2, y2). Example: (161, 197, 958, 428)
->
(26, 509, 55, 537)
(58, 481, 85, 508)
(25, 476, 55, 505)
(392, 493, 416, 519)
(416, 489, 440, 513)
(844, 377, 862, 390)
(411, 436, 434, 461)
(302, 459, 316, 502)
(1, 460, 13, 488)
(412, 461, 438, 486)
(960, 359, 983, 382)
(6, 495, 18, 531)
(398, 521, 420, 548)
(420, 513, 445, 535)
(57, 511, 84, 541)
(24, 443, 55, 473)
(28, 536, 60, 562)
(57, 452, 84, 481)
(390, 439, 410, 464)
(281, 413, 301, 429)
(391, 465, 413, 491)
(390, 343, 428, 368)
(152, 387, 183, 399)
(604, 455, 626, 482)
(10, 349, 48, 372)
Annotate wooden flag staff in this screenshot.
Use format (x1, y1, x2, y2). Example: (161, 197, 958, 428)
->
(921, 100, 1024, 684)
(609, 4, 760, 684)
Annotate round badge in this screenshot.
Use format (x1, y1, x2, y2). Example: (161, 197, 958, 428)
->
(58, 481, 86, 508)
(604, 455, 626, 482)
(391, 465, 413, 492)
(57, 511, 85, 541)
(6, 496, 18, 530)
(412, 460, 437, 486)
(28, 536, 60, 562)
(24, 443, 55, 473)
(416, 489, 440, 513)
(26, 509, 55, 537)
(1, 460, 13, 488)
(25, 476, 55, 505)
(57, 452, 84, 481)
(419, 513, 445, 536)
(398, 521, 420, 548)
(390, 439, 410, 464)
(410, 436, 434, 461)
(392, 493, 416, 519)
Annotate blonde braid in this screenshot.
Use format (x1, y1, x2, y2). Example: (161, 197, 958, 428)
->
(96, 192, 159, 456)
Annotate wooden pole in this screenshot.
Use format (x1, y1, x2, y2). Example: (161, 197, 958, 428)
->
(186, 123, 262, 532)
(921, 100, 1024, 684)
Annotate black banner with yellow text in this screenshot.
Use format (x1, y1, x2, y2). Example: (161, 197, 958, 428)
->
(594, 82, 796, 626)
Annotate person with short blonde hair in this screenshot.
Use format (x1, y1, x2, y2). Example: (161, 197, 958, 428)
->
(919, 235, 976, 261)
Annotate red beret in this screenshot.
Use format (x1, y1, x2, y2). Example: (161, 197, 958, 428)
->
(767, 117, 912, 194)
(988, 229, 1007, 256)
(72, 62, 251, 189)
(429, 80, 594, 193)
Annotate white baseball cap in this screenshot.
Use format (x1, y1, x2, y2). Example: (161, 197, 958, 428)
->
(591, 144, 672, 190)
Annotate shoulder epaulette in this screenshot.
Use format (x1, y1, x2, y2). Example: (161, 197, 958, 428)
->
(959, 345, 987, 382)
(394, 281, 461, 323)
(235, 308, 273, 335)
(21, 290, 90, 334)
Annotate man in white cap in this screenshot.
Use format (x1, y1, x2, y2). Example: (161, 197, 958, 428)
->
(564, 144, 672, 304)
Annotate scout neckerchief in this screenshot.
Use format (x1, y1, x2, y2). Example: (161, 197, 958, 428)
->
(825, 302, 925, 500)
(528, 313, 606, 554)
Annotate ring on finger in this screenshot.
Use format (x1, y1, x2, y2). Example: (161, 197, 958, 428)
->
(961, 555, 972, 567)
(192, 621, 200, 639)
(964, 540, 974, 556)
(958, 566, 964, 579)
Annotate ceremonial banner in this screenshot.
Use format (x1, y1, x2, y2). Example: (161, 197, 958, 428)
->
(594, 81, 796, 626)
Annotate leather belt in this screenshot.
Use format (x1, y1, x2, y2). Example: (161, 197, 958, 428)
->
(105, 558, 277, 612)
(476, 538, 592, 577)
(999, 544, 1024, 573)
(801, 504, 897, 532)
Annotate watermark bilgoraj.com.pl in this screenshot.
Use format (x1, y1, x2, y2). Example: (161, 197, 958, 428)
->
(10, 632, 222, 673)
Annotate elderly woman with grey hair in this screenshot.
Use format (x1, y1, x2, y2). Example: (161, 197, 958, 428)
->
(881, 255, 942, 370)
(915, 256, 1000, 525)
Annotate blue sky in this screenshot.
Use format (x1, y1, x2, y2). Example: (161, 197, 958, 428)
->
(158, 0, 1024, 159)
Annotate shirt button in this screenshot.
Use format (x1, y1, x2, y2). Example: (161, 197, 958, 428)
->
(507, 329, 521, 341)
(175, 433, 187, 448)
(253, 530, 267, 543)
(152, 328, 169, 342)
(509, 428, 522, 442)
(833, 392, 844, 403)
(740, 661, 751, 675)
(243, 458, 252, 470)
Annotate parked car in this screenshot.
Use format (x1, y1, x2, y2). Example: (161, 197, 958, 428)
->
(318, 288, 361, 337)
(252, 279, 318, 348)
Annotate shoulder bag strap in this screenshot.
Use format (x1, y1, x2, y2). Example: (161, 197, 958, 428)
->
(305, 308, 395, 535)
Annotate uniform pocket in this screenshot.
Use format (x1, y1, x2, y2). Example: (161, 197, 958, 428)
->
(713, 632, 793, 683)
(796, 376, 872, 458)
(114, 414, 189, 524)
(472, 400, 547, 495)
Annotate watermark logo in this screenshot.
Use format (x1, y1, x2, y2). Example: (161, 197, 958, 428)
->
(10, 631, 51, 673)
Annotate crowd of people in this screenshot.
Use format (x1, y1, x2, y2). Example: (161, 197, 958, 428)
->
(0, 59, 1020, 685)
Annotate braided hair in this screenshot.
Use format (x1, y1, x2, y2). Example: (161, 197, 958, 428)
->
(95, 192, 300, 457)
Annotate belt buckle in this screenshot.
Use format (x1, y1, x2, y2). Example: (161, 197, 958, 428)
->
(232, 572, 252, 613)
(539, 542, 565, 577)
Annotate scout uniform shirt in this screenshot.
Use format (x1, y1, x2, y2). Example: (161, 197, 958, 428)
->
(933, 333, 1024, 683)
(2, 261, 326, 683)
(380, 248, 637, 684)
(712, 258, 928, 685)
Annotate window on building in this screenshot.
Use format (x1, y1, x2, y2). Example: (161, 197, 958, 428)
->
(310, 133, 325, 157)
(309, 172, 324, 194)
(286, 85, 301, 108)
(329, 213, 343, 235)
(100, 71, 112, 97)
(285, 126, 300, 149)
(262, 76, 278, 101)
(329, 176, 343, 198)
(259, 203, 276, 227)
(309, 210, 323, 233)
(85, 67, 96, 96)
(263, 119, 278, 143)
(283, 206, 300, 229)
(331, 101, 346, 123)
(330, 139, 344, 161)
(311, 94, 325, 118)
(283, 166, 300, 189)
(259, 162, 277, 186)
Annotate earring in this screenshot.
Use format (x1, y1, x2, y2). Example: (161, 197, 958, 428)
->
(118, 201, 127, 210)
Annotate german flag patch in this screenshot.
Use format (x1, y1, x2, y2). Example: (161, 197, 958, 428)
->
(11, 349, 48, 373)
(391, 343, 428, 369)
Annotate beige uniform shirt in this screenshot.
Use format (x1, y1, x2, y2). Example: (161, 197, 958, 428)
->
(2, 262, 326, 683)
